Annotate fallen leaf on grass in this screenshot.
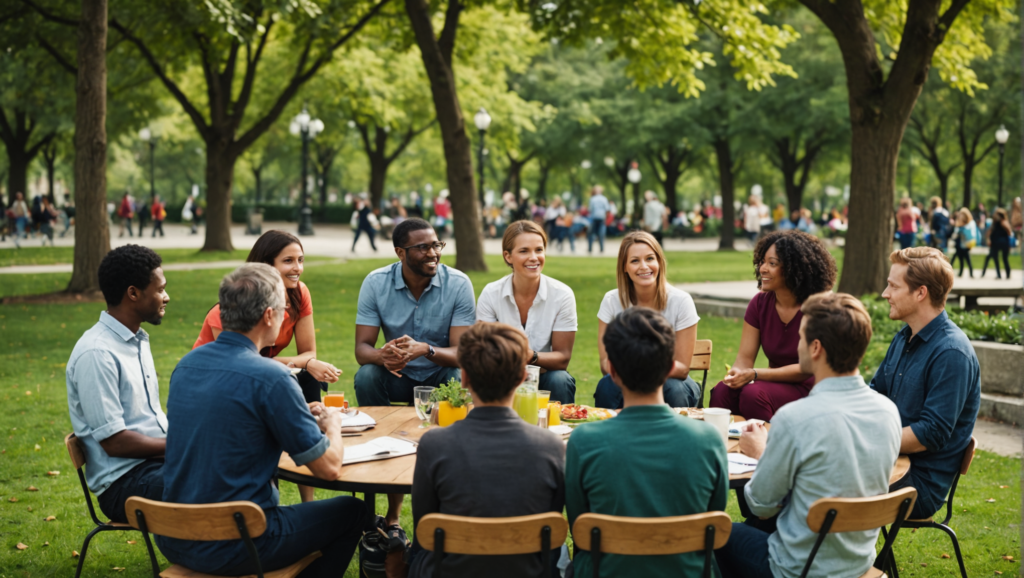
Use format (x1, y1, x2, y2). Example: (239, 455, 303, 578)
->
(126, 540, 136, 545)
(16, 543, 27, 550)
(1000, 485, 1009, 488)
(112, 567, 125, 571)
(986, 498, 996, 503)
(1003, 556, 1015, 561)
(920, 563, 927, 567)
(995, 571, 1003, 575)
(44, 515, 56, 521)
(72, 550, 79, 558)
(34, 444, 40, 451)
(941, 553, 950, 559)
(26, 486, 38, 491)
(24, 391, 31, 396)
(46, 470, 59, 476)
(43, 542, 49, 546)
(8, 496, 17, 502)
(26, 506, 32, 512)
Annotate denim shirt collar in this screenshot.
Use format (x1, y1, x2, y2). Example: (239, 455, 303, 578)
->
(98, 310, 147, 343)
(898, 309, 949, 344)
(216, 330, 260, 353)
(391, 261, 442, 292)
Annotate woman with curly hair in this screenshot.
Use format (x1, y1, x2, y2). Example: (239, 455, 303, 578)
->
(709, 230, 837, 421)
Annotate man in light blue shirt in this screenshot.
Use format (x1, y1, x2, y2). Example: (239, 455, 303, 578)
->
(716, 293, 902, 578)
(586, 186, 610, 253)
(66, 245, 170, 523)
(354, 218, 476, 407)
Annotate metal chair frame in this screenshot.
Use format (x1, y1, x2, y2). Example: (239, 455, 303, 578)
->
(66, 434, 142, 578)
(799, 496, 913, 578)
(135, 508, 267, 578)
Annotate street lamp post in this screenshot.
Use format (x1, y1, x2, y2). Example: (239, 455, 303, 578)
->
(628, 161, 642, 228)
(995, 124, 1009, 208)
(290, 107, 324, 236)
(139, 128, 156, 201)
(474, 108, 492, 212)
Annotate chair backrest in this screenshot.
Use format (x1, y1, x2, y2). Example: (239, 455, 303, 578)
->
(65, 433, 86, 470)
(417, 512, 568, 555)
(806, 487, 918, 534)
(572, 512, 731, 555)
(124, 497, 268, 541)
(689, 340, 713, 372)
(960, 437, 977, 476)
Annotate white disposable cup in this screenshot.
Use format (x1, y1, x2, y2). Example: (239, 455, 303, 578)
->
(703, 408, 732, 444)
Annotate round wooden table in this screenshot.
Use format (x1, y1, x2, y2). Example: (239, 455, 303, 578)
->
(278, 407, 912, 515)
(278, 406, 426, 518)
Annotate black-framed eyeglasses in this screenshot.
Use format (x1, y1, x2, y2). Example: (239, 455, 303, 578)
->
(400, 241, 446, 253)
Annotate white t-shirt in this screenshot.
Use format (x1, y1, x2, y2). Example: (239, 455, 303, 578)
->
(476, 274, 578, 353)
(744, 205, 762, 233)
(758, 203, 772, 226)
(643, 200, 666, 232)
(597, 285, 700, 331)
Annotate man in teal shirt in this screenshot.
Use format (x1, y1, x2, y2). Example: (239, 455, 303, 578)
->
(566, 308, 728, 577)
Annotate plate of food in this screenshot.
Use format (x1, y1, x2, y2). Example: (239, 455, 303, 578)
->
(561, 404, 616, 423)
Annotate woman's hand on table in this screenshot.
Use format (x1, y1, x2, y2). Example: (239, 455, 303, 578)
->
(738, 423, 768, 460)
(306, 359, 342, 383)
(723, 367, 755, 389)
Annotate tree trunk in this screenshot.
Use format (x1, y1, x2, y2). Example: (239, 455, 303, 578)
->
(5, 148, 28, 201)
(841, 123, 904, 294)
(67, 0, 110, 294)
(368, 150, 387, 209)
(961, 161, 974, 209)
(44, 148, 57, 198)
(663, 163, 681, 216)
(252, 165, 262, 203)
(202, 141, 235, 252)
(939, 173, 950, 206)
(536, 161, 550, 200)
(713, 139, 736, 250)
(405, 0, 486, 271)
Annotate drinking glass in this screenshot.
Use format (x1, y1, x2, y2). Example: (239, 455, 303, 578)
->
(323, 391, 345, 408)
(537, 408, 549, 429)
(414, 386, 434, 428)
(536, 390, 551, 409)
(524, 365, 541, 389)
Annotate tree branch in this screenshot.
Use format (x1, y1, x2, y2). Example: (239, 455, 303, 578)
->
(19, 0, 77, 26)
(35, 34, 77, 75)
(438, 0, 462, 67)
(232, 15, 275, 129)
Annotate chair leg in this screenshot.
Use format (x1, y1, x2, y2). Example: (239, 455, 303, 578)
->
(935, 524, 967, 578)
(74, 525, 105, 578)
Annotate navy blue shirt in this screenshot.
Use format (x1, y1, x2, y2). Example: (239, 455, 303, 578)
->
(870, 310, 980, 517)
(158, 332, 327, 561)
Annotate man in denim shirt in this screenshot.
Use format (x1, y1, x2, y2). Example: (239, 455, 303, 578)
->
(871, 248, 980, 519)
(158, 264, 369, 576)
(66, 245, 170, 523)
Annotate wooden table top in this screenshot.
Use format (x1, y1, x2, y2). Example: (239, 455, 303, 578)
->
(278, 407, 911, 491)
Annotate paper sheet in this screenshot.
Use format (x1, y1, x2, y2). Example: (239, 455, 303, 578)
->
(727, 452, 758, 475)
(342, 436, 417, 465)
(341, 411, 377, 433)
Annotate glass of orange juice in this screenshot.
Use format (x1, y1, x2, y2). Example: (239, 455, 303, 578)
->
(537, 390, 551, 409)
(548, 402, 561, 426)
(323, 391, 346, 408)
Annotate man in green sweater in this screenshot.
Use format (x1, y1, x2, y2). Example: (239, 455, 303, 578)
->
(566, 307, 728, 577)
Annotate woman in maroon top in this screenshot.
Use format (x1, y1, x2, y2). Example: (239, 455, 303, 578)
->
(709, 230, 837, 421)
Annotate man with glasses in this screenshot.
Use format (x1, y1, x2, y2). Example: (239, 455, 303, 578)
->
(354, 218, 476, 535)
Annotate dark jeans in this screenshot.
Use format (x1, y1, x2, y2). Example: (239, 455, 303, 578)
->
(951, 247, 973, 276)
(97, 459, 165, 524)
(151, 220, 165, 237)
(157, 496, 371, 577)
(898, 231, 916, 249)
(354, 364, 461, 405)
(715, 522, 773, 578)
(587, 218, 606, 253)
(353, 225, 377, 251)
(593, 374, 701, 409)
(539, 370, 576, 405)
(983, 239, 1011, 278)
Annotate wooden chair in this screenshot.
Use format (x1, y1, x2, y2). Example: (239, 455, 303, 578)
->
(691, 339, 713, 408)
(125, 496, 321, 578)
(572, 511, 731, 578)
(64, 433, 141, 578)
(887, 437, 976, 578)
(416, 512, 569, 578)
(800, 487, 918, 578)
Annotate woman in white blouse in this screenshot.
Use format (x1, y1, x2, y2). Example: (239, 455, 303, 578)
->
(595, 231, 702, 408)
(476, 220, 578, 403)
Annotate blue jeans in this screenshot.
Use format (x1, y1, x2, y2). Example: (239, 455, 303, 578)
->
(593, 374, 701, 409)
(587, 217, 606, 253)
(897, 231, 915, 249)
(354, 364, 461, 406)
(157, 496, 371, 577)
(539, 370, 576, 404)
(97, 459, 165, 524)
(715, 522, 773, 578)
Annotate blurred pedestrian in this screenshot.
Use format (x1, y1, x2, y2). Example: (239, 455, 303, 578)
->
(117, 192, 135, 238)
(950, 208, 978, 278)
(182, 195, 197, 234)
(151, 195, 166, 237)
(642, 190, 667, 246)
(982, 208, 1012, 279)
(351, 198, 378, 253)
(39, 196, 58, 246)
(896, 197, 917, 249)
(587, 186, 610, 253)
(10, 191, 29, 248)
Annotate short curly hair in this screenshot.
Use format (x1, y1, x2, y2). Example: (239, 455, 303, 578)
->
(753, 231, 837, 303)
(98, 245, 163, 306)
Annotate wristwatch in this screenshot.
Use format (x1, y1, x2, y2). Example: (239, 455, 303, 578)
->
(426, 345, 436, 358)
(529, 350, 539, 365)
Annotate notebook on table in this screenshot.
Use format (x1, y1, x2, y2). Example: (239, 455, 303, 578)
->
(342, 436, 418, 465)
(341, 411, 377, 433)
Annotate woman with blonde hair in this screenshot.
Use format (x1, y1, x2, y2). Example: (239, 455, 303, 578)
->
(593, 231, 701, 408)
(950, 208, 978, 277)
(476, 220, 578, 403)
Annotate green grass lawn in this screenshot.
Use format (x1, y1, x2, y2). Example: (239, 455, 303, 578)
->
(0, 252, 1019, 577)
(0, 247, 255, 268)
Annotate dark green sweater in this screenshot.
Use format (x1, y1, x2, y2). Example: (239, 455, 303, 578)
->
(566, 404, 728, 577)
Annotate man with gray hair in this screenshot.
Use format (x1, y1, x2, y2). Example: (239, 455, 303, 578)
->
(158, 263, 370, 576)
